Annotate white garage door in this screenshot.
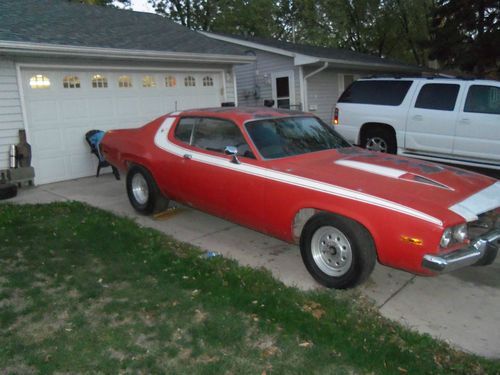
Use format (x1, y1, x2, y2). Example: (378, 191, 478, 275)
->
(21, 68, 224, 184)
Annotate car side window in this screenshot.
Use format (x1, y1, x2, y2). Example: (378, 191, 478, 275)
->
(464, 85, 500, 115)
(190, 118, 255, 158)
(415, 83, 460, 111)
(174, 117, 197, 144)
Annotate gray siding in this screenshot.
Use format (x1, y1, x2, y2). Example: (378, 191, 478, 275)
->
(305, 67, 375, 123)
(0, 58, 23, 170)
(235, 50, 302, 109)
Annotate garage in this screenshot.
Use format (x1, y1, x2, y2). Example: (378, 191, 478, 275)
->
(0, 0, 253, 185)
(21, 68, 225, 184)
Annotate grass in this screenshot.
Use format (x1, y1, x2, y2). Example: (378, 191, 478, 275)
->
(0, 202, 499, 374)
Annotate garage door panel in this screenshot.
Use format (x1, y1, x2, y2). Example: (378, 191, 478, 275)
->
(60, 99, 88, 120)
(28, 100, 58, 122)
(36, 156, 67, 184)
(87, 97, 114, 117)
(32, 128, 64, 153)
(70, 154, 95, 176)
(22, 68, 223, 184)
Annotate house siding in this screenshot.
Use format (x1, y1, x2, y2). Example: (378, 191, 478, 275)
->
(0, 57, 23, 170)
(304, 67, 373, 123)
(235, 50, 302, 109)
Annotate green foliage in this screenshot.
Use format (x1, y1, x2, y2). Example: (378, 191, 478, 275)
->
(428, 0, 500, 76)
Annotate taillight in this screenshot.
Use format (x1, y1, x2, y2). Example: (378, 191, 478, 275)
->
(333, 108, 339, 125)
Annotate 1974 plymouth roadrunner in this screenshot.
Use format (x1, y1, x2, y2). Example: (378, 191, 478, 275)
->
(101, 107, 500, 289)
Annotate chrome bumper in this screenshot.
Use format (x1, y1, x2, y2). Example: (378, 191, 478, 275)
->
(422, 229, 500, 273)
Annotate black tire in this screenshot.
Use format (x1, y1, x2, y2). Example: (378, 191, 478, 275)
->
(300, 213, 376, 289)
(362, 128, 397, 154)
(0, 183, 18, 200)
(126, 165, 169, 215)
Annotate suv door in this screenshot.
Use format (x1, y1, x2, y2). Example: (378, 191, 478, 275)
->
(405, 82, 463, 155)
(453, 83, 500, 164)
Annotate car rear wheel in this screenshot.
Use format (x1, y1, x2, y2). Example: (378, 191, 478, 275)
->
(362, 128, 396, 154)
(126, 165, 169, 215)
(300, 213, 376, 289)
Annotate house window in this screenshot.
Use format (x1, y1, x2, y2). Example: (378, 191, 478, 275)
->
(184, 75, 196, 87)
(142, 75, 156, 88)
(92, 74, 108, 88)
(165, 75, 176, 87)
(29, 74, 51, 89)
(63, 75, 80, 89)
(118, 75, 133, 88)
(203, 76, 214, 87)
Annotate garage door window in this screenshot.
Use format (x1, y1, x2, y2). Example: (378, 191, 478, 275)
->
(142, 75, 156, 88)
(92, 74, 108, 88)
(165, 75, 176, 87)
(118, 75, 133, 88)
(63, 75, 80, 89)
(203, 76, 214, 87)
(184, 76, 196, 87)
(29, 74, 51, 89)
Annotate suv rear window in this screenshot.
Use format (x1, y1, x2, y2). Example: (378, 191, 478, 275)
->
(338, 80, 412, 106)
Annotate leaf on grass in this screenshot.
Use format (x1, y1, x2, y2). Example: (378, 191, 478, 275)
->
(302, 301, 326, 320)
(299, 341, 313, 348)
(398, 367, 407, 373)
(262, 345, 280, 358)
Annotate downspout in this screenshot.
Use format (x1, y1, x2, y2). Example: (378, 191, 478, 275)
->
(303, 62, 328, 112)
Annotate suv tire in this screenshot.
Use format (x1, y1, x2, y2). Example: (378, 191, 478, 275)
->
(362, 128, 397, 154)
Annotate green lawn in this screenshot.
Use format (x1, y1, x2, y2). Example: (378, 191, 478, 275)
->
(0, 202, 498, 374)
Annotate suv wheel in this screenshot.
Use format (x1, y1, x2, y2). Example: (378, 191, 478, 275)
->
(362, 128, 397, 154)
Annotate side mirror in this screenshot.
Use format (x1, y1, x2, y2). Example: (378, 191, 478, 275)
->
(224, 146, 240, 164)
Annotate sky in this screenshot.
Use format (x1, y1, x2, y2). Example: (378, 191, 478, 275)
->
(115, 0, 155, 13)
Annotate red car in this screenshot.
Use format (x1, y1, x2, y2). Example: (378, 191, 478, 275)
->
(101, 108, 500, 289)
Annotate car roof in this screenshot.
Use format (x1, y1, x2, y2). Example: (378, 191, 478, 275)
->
(175, 107, 309, 124)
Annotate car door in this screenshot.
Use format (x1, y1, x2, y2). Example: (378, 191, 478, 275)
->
(405, 82, 463, 155)
(169, 116, 265, 228)
(453, 83, 500, 164)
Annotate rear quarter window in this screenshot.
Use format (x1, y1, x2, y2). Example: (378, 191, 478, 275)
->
(338, 80, 413, 106)
(464, 85, 500, 115)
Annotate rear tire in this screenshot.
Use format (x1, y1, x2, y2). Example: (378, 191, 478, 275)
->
(0, 183, 17, 200)
(362, 128, 397, 154)
(126, 165, 169, 215)
(300, 213, 376, 289)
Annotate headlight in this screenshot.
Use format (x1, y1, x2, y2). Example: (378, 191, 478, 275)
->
(453, 224, 468, 243)
(440, 228, 453, 248)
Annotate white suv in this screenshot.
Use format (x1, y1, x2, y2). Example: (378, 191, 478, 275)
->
(333, 77, 500, 170)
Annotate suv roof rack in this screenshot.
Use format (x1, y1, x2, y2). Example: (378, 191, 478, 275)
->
(361, 73, 477, 81)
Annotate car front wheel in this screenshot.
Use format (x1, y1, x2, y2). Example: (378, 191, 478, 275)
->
(126, 165, 169, 215)
(300, 213, 376, 289)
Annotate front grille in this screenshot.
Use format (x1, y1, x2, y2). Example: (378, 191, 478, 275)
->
(468, 210, 500, 240)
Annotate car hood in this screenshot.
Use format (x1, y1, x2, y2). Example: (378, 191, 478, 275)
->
(269, 148, 498, 223)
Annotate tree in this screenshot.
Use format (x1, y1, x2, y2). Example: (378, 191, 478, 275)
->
(68, 0, 130, 6)
(149, 0, 281, 36)
(428, 0, 500, 76)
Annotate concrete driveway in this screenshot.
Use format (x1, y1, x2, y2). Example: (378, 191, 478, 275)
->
(6, 174, 500, 359)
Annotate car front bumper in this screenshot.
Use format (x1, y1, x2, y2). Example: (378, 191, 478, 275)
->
(422, 229, 500, 273)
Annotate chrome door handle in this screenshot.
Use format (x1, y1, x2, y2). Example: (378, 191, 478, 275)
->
(412, 115, 423, 121)
(183, 154, 192, 159)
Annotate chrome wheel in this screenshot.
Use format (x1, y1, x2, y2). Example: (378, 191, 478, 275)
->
(311, 226, 353, 277)
(365, 136, 387, 152)
(131, 173, 149, 205)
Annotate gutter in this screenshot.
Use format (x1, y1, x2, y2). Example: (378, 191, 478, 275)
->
(0, 41, 255, 64)
(302, 62, 328, 111)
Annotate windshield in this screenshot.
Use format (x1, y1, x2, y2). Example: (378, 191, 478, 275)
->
(245, 116, 350, 159)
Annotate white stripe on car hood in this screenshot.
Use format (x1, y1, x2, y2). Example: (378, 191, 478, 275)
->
(335, 160, 406, 178)
(154, 117, 443, 226)
(449, 181, 500, 222)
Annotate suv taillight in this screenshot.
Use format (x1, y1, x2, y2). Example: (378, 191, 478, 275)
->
(333, 107, 339, 125)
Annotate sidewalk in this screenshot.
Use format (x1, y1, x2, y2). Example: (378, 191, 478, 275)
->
(6, 174, 500, 358)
